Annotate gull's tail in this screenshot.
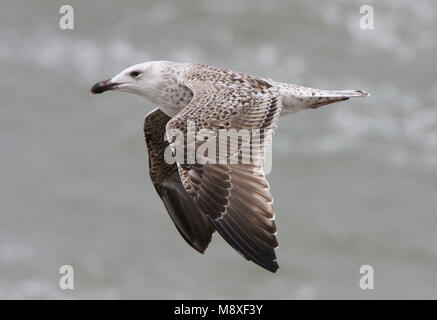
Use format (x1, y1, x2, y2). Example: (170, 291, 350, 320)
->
(278, 83, 370, 115)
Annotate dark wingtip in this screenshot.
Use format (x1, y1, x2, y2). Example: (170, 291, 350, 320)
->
(271, 262, 280, 273)
(260, 260, 279, 273)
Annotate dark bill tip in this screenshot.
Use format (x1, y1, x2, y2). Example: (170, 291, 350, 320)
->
(90, 79, 118, 95)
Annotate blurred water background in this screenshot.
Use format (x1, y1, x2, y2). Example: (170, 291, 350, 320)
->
(0, 0, 436, 299)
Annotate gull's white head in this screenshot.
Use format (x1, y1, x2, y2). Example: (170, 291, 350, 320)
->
(91, 61, 181, 105)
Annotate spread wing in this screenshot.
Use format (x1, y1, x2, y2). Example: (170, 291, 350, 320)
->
(144, 108, 215, 254)
(166, 68, 282, 272)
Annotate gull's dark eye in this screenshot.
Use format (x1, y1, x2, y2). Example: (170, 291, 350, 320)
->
(130, 70, 141, 78)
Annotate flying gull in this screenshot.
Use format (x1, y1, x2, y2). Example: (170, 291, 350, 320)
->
(91, 61, 368, 272)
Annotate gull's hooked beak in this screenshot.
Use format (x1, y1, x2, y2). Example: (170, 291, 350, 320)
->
(90, 79, 122, 95)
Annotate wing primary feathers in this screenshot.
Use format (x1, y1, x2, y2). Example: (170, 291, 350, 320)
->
(144, 108, 215, 254)
(165, 65, 283, 272)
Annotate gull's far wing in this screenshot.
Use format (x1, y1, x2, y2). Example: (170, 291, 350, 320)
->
(144, 108, 215, 254)
(166, 65, 282, 272)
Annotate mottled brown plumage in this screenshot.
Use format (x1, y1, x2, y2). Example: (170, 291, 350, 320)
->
(144, 108, 214, 254)
(166, 64, 282, 272)
(91, 60, 369, 273)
